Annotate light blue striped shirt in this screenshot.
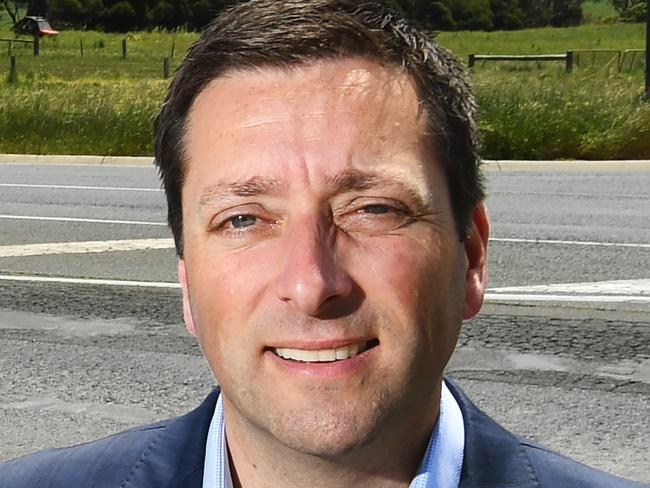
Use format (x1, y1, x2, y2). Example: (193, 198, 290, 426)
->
(202, 380, 464, 488)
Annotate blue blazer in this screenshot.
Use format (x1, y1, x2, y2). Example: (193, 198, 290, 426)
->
(1, 380, 646, 487)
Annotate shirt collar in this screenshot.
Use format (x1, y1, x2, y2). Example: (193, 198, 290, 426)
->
(410, 379, 465, 488)
(202, 393, 232, 488)
(203, 379, 464, 488)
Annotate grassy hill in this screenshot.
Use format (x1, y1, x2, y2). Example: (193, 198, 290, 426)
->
(582, 0, 619, 20)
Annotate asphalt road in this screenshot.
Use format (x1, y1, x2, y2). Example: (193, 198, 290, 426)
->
(0, 162, 648, 482)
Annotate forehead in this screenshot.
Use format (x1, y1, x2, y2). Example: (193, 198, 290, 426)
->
(183, 58, 434, 190)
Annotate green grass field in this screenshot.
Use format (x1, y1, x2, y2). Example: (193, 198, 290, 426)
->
(437, 23, 644, 57)
(582, 0, 619, 20)
(0, 22, 647, 159)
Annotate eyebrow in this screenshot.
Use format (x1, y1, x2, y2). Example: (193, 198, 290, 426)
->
(325, 169, 430, 210)
(199, 176, 285, 208)
(324, 169, 383, 192)
(198, 169, 429, 210)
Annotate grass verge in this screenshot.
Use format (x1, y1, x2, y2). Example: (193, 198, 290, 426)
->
(0, 23, 647, 159)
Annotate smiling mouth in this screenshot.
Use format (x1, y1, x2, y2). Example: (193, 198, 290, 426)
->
(270, 339, 379, 363)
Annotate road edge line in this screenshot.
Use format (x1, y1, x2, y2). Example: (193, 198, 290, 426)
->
(1, 155, 650, 171)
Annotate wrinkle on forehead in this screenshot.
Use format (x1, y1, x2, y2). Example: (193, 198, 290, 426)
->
(183, 58, 436, 201)
(190, 58, 423, 128)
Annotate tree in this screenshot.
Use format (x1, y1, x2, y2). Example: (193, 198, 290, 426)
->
(490, 0, 526, 29)
(414, 0, 456, 29)
(611, 0, 646, 21)
(187, 0, 216, 30)
(48, 0, 102, 28)
(128, 0, 148, 29)
(450, 0, 494, 30)
(101, 0, 137, 31)
(1, 0, 28, 25)
(150, 0, 177, 29)
(385, 0, 412, 14)
(26, 0, 46, 15)
(550, 0, 584, 26)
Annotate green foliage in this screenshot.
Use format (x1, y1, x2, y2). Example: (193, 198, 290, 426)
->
(150, 1, 175, 29)
(491, 0, 527, 29)
(48, 0, 104, 29)
(102, 1, 138, 32)
(47, 0, 229, 31)
(475, 70, 650, 159)
(611, 0, 647, 22)
(450, 0, 495, 30)
(0, 79, 164, 155)
(0, 23, 647, 159)
(1, 1, 28, 25)
(550, 0, 585, 27)
(39, 0, 596, 32)
(395, 0, 587, 31)
(413, 0, 457, 29)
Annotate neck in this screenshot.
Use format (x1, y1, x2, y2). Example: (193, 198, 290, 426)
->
(222, 391, 440, 488)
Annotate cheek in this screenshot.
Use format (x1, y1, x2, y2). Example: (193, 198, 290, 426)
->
(347, 235, 463, 356)
(350, 235, 452, 311)
(185, 244, 276, 341)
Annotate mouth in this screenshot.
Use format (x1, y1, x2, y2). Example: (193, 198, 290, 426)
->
(268, 339, 379, 363)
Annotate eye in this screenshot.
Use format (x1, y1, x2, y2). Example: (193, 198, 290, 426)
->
(359, 204, 391, 215)
(335, 198, 415, 234)
(229, 214, 257, 229)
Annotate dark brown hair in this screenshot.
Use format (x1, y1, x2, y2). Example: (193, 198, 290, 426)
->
(154, 0, 483, 256)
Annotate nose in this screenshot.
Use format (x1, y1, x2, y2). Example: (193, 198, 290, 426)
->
(274, 215, 354, 316)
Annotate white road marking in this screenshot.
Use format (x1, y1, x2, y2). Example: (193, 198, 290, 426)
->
(0, 215, 166, 226)
(0, 275, 180, 288)
(490, 190, 646, 199)
(0, 183, 161, 192)
(489, 279, 650, 296)
(485, 293, 650, 303)
(0, 238, 174, 258)
(490, 237, 650, 249)
(486, 279, 650, 303)
(0, 274, 647, 305)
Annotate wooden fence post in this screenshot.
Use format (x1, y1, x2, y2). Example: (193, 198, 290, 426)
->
(644, 0, 650, 101)
(80, 39, 84, 58)
(121, 39, 127, 59)
(468, 54, 475, 68)
(565, 50, 573, 73)
(33, 34, 40, 56)
(170, 40, 175, 59)
(163, 57, 170, 79)
(8, 55, 17, 83)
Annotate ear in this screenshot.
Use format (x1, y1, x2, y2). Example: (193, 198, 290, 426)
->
(178, 259, 198, 337)
(463, 202, 489, 320)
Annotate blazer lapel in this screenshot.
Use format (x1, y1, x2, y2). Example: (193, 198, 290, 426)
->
(121, 388, 220, 488)
(446, 379, 540, 488)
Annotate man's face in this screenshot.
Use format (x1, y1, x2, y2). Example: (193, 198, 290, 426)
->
(179, 58, 487, 456)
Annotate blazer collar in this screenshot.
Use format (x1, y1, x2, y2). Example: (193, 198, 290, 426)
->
(445, 379, 540, 488)
(122, 388, 220, 488)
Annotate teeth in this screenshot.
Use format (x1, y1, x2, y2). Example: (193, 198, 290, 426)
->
(335, 346, 348, 360)
(274, 342, 368, 363)
(318, 349, 336, 361)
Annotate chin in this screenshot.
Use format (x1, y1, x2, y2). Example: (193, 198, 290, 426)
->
(266, 402, 388, 458)
(277, 427, 375, 459)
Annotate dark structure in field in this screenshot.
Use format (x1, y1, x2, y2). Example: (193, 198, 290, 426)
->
(13, 16, 58, 37)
